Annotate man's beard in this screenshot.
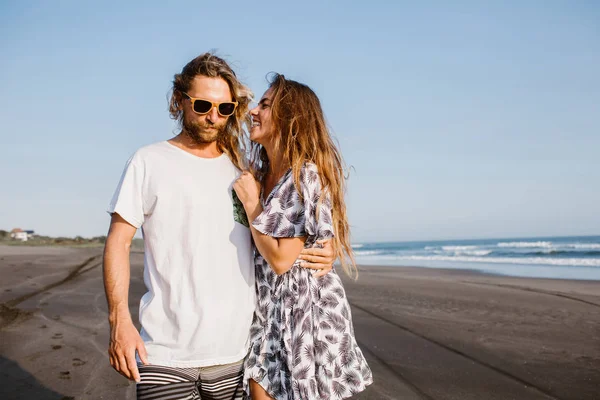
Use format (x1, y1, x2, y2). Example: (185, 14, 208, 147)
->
(182, 117, 227, 145)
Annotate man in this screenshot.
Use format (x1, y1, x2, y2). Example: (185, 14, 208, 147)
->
(103, 52, 334, 400)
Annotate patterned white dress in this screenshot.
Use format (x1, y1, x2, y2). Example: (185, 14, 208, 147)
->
(243, 164, 373, 400)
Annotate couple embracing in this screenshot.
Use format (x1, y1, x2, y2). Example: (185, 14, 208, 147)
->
(103, 52, 372, 400)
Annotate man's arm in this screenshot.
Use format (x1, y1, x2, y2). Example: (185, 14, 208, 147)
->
(103, 213, 147, 382)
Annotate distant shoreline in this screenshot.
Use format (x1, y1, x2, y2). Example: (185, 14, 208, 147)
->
(354, 235, 600, 281)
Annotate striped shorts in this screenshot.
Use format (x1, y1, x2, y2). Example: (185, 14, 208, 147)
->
(136, 359, 245, 400)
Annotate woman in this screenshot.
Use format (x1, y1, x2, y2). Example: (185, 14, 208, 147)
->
(233, 74, 372, 400)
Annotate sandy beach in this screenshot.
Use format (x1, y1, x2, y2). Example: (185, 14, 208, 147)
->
(0, 245, 598, 400)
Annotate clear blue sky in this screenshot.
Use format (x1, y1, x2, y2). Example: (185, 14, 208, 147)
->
(1, 1, 598, 242)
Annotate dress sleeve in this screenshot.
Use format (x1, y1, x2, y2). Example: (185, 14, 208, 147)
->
(251, 164, 334, 240)
(302, 164, 335, 240)
(251, 173, 307, 238)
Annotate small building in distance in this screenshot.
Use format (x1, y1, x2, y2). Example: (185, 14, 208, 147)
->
(10, 228, 35, 241)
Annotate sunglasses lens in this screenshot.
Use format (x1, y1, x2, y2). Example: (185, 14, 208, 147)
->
(219, 103, 236, 116)
(193, 100, 213, 114)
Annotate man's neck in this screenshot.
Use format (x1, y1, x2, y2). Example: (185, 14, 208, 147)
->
(169, 132, 222, 159)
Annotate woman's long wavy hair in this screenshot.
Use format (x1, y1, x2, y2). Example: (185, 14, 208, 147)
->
(168, 52, 253, 171)
(249, 74, 357, 278)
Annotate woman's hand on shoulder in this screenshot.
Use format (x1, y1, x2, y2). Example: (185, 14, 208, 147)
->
(233, 171, 261, 212)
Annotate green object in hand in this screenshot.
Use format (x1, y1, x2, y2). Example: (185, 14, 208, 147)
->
(231, 189, 250, 227)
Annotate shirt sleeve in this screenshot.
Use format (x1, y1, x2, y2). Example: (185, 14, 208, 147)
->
(107, 155, 145, 228)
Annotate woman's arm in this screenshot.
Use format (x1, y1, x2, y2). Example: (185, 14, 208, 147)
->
(234, 170, 335, 276)
(243, 199, 307, 275)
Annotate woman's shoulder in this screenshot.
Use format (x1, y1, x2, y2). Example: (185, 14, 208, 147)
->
(301, 162, 318, 174)
(299, 162, 320, 185)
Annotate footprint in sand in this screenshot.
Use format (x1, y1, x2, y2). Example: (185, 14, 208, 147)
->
(26, 352, 43, 362)
(59, 371, 71, 380)
(52, 333, 63, 339)
(39, 324, 47, 329)
(40, 302, 49, 306)
(52, 315, 60, 320)
(72, 358, 86, 367)
(4, 289, 11, 292)
(52, 345, 62, 350)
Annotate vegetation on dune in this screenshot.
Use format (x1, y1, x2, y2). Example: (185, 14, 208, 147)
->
(0, 229, 144, 249)
(0, 232, 106, 247)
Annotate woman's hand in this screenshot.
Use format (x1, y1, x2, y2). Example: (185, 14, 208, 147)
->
(233, 171, 261, 214)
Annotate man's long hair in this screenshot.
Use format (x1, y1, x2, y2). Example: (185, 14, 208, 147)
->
(248, 74, 357, 278)
(169, 52, 252, 170)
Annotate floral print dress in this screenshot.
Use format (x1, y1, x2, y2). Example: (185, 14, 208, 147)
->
(243, 164, 373, 400)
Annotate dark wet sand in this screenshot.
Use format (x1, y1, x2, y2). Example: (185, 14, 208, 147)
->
(1, 245, 599, 400)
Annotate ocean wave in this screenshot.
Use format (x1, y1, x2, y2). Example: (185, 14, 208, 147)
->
(355, 254, 600, 268)
(523, 249, 600, 257)
(355, 252, 600, 262)
(435, 249, 492, 256)
(354, 250, 384, 256)
(523, 250, 563, 256)
(497, 241, 553, 248)
(351, 244, 364, 249)
(441, 245, 479, 251)
(458, 250, 492, 256)
(565, 243, 600, 250)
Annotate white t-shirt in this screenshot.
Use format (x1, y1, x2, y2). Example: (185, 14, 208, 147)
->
(108, 141, 255, 367)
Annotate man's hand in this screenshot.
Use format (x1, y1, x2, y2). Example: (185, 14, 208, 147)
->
(299, 239, 336, 278)
(108, 317, 148, 382)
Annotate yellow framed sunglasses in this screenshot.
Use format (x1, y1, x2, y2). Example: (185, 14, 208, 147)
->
(182, 92, 238, 117)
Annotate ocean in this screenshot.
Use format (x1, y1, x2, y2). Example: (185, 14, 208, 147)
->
(352, 235, 600, 280)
